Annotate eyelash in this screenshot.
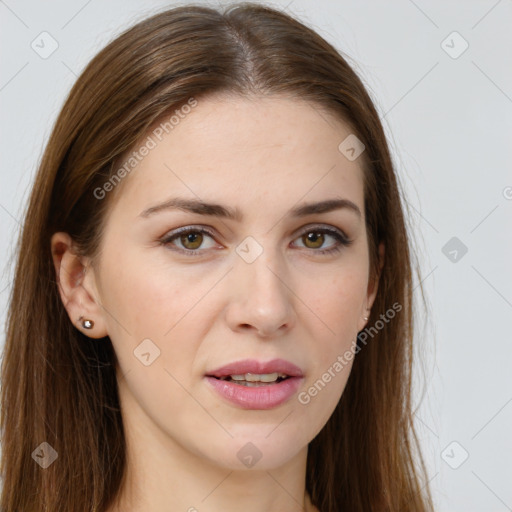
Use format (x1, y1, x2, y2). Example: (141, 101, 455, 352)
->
(159, 224, 353, 257)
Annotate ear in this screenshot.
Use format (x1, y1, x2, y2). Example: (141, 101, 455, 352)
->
(358, 242, 385, 332)
(50, 232, 108, 339)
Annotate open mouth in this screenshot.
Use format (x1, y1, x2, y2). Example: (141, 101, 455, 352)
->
(211, 372, 290, 387)
(204, 368, 303, 409)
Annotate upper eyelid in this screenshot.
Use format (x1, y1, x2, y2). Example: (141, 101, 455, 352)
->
(161, 224, 350, 247)
(163, 223, 349, 239)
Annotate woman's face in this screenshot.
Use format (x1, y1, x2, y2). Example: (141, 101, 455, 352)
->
(80, 94, 380, 471)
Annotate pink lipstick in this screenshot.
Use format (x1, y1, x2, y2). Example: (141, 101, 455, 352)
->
(205, 358, 304, 410)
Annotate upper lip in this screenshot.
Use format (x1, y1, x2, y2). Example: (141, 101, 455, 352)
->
(206, 358, 304, 378)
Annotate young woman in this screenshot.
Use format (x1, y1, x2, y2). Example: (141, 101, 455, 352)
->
(1, 3, 434, 511)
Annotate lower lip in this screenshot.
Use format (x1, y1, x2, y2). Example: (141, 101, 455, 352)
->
(204, 376, 303, 410)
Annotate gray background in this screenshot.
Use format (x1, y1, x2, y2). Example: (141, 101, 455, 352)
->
(1, 0, 511, 510)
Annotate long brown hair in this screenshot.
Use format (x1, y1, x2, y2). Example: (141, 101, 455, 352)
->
(1, 3, 434, 511)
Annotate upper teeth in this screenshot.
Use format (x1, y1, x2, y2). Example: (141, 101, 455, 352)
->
(224, 372, 288, 382)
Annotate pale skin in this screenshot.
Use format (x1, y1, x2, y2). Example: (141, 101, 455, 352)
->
(51, 94, 384, 512)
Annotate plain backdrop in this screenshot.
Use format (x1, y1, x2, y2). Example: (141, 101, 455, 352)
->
(1, 0, 511, 510)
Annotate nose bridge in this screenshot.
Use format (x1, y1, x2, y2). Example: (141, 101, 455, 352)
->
(227, 237, 295, 335)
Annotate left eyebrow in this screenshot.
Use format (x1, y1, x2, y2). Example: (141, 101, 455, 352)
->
(138, 197, 362, 220)
(291, 198, 361, 218)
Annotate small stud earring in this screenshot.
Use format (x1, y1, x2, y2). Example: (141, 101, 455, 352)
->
(79, 316, 94, 329)
(363, 316, 368, 321)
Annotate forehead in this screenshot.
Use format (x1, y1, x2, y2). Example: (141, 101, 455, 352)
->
(107, 94, 365, 219)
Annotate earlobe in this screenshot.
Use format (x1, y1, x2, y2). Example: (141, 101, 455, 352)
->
(50, 232, 108, 339)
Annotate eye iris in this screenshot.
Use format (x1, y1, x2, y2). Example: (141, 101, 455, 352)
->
(181, 232, 203, 250)
(304, 232, 324, 249)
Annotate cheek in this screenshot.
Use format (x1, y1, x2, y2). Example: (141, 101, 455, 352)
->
(100, 247, 206, 338)
(99, 250, 220, 382)
(292, 266, 365, 431)
(103, 269, 175, 339)
(302, 265, 367, 350)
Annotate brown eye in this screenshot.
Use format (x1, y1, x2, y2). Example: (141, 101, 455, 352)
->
(302, 231, 325, 249)
(292, 226, 352, 255)
(160, 227, 218, 255)
(180, 231, 203, 250)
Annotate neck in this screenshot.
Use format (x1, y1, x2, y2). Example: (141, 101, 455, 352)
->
(109, 447, 315, 512)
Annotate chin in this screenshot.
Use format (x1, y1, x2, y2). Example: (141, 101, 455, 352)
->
(203, 434, 308, 472)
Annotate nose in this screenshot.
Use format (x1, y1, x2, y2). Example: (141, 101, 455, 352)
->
(224, 247, 296, 338)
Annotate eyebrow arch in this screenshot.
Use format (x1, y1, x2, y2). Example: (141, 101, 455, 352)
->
(139, 197, 362, 220)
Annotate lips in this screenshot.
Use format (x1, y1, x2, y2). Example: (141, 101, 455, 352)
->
(204, 358, 305, 410)
(206, 358, 304, 379)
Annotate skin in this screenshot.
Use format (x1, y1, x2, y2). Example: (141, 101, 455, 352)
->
(51, 93, 384, 512)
